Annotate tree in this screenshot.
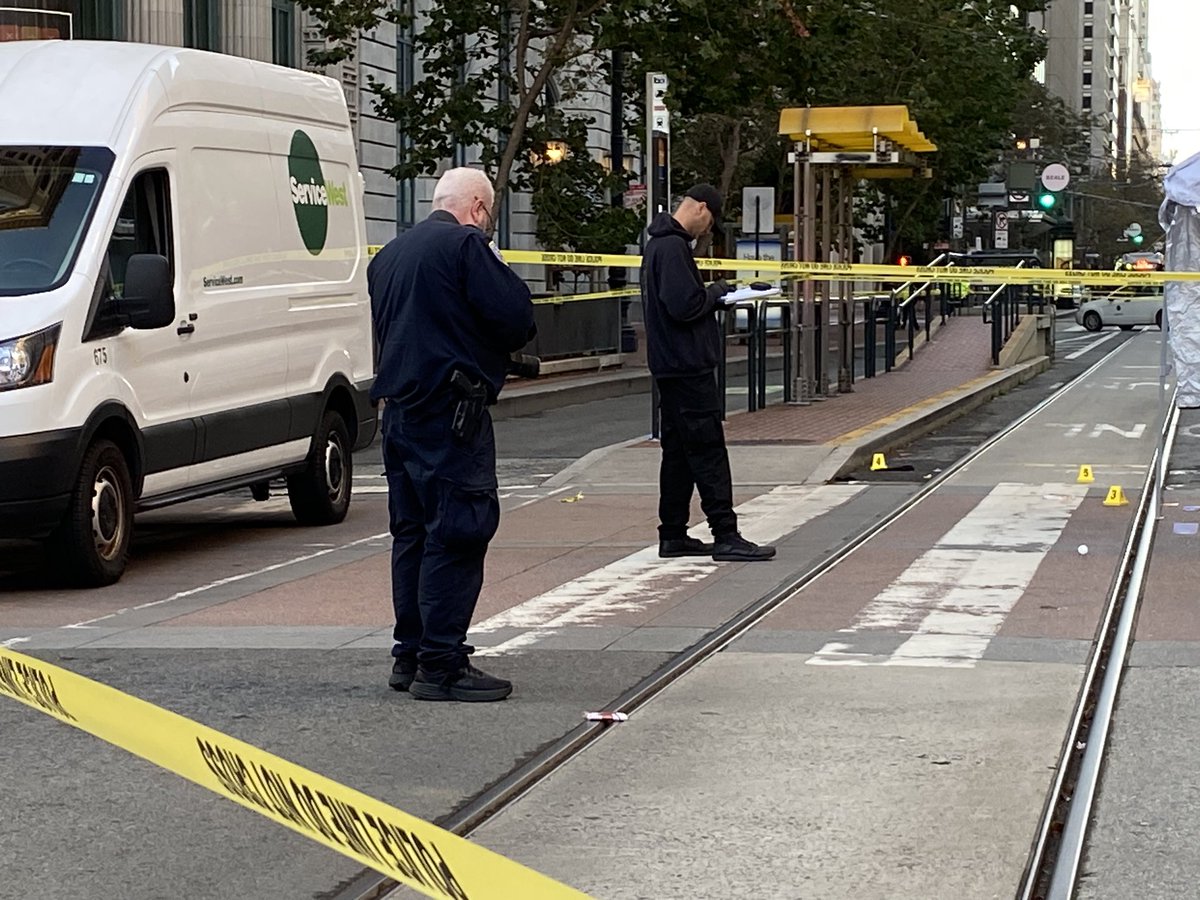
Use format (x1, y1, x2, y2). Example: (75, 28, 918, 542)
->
(297, 0, 1054, 257)
(1071, 152, 1165, 264)
(617, 0, 801, 203)
(613, 0, 1052, 253)
(301, 0, 645, 249)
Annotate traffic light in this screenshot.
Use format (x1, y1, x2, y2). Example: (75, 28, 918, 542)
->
(897, 255, 912, 266)
(1037, 191, 1057, 210)
(1132, 233, 1144, 246)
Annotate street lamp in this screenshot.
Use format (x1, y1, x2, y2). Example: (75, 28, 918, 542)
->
(531, 140, 571, 166)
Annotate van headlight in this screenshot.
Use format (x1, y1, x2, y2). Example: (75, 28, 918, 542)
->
(0, 324, 61, 392)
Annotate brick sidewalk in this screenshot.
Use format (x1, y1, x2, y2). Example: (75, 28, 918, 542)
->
(722, 317, 995, 445)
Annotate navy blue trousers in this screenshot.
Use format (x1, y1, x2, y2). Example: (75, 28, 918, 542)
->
(382, 403, 500, 674)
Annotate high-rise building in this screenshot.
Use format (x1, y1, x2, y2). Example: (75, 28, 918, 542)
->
(1031, 0, 1161, 171)
(1148, 78, 1165, 163)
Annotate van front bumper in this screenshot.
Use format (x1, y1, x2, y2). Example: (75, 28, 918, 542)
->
(0, 429, 79, 538)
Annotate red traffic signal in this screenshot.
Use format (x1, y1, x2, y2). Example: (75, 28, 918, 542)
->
(897, 255, 912, 266)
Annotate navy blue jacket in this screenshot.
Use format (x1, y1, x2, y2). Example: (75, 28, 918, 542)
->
(368, 210, 536, 416)
(640, 212, 726, 378)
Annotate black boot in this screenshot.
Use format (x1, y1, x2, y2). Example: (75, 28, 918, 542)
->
(712, 533, 776, 562)
(659, 535, 715, 558)
(388, 657, 417, 692)
(410, 664, 513, 702)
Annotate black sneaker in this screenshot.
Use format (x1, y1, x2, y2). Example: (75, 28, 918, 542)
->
(712, 533, 776, 562)
(659, 536, 715, 558)
(410, 664, 513, 702)
(388, 657, 418, 692)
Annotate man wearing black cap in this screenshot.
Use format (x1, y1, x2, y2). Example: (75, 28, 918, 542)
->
(640, 184, 776, 563)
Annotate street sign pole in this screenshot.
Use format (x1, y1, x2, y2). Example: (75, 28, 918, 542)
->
(645, 72, 670, 231)
(754, 196, 761, 262)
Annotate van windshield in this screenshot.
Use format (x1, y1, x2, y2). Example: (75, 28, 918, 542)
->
(0, 146, 115, 296)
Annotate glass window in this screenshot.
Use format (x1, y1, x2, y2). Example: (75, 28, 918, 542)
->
(184, 0, 219, 51)
(272, 0, 294, 67)
(0, 8, 71, 41)
(103, 170, 173, 302)
(1082, 96, 1092, 109)
(1083, 73, 1092, 85)
(77, 0, 122, 39)
(0, 146, 114, 296)
(1083, 48, 1092, 62)
(395, 0, 416, 230)
(1084, 1, 1093, 13)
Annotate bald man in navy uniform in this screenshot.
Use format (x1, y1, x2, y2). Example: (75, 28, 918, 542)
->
(369, 168, 535, 702)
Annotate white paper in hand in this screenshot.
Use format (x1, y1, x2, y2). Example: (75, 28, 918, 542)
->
(724, 285, 782, 302)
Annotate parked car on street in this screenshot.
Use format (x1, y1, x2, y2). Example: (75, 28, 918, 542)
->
(1075, 285, 1164, 331)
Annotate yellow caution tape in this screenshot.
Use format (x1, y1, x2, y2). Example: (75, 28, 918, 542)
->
(0, 647, 590, 900)
(371, 245, 1195, 286)
(534, 288, 641, 305)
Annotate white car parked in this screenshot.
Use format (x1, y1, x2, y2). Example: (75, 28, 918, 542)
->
(1075, 286, 1163, 332)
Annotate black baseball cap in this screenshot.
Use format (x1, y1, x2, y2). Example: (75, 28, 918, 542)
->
(685, 183, 724, 234)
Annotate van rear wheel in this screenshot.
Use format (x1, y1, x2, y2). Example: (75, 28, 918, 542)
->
(53, 439, 134, 587)
(287, 409, 352, 526)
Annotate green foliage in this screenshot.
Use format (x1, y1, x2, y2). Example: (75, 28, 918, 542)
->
(529, 119, 643, 252)
(299, 0, 647, 251)
(615, 0, 1053, 252)
(1072, 153, 1166, 263)
(295, 0, 397, 66)
(299, 0, 1063, 257)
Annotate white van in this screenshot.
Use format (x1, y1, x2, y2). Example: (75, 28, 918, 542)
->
(0, 41, 377, 586)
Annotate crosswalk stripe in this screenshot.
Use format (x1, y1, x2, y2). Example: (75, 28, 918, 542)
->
(473, 484, 866, 656)
(808, 483, 1087, 668)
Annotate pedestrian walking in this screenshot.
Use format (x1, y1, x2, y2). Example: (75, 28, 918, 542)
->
(368, 168, 536, 702)
(641, 184, 776, 562)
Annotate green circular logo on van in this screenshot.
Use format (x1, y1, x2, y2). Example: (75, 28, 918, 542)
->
(288, 130, 328, 256)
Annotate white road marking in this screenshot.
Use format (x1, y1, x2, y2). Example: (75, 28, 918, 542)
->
(16, 532, 392, 642)
(475, 485, 866, 656)
(1065, 331, 1122, 360)
(808, 483, 1087, 668)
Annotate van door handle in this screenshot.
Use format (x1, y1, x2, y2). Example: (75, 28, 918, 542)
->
(177, 321, 195, 335)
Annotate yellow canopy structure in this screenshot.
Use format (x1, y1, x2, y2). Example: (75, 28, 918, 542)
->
(778, 105, 937, 154)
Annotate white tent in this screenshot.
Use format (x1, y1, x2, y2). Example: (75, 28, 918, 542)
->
(1161, 151, 1200, 408)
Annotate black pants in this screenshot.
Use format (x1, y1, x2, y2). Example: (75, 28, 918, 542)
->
(383, 402, 500, 674)
(656, 373, 737, 540)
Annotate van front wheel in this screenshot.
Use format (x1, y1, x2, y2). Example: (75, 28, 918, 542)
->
(54, 439, 134, 587)
(287, 409, 352, 526)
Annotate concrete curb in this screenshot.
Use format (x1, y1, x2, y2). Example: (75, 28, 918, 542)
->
(494, 370, 653, 419)
(493, 353, 782, 420)
(816, 355, 1052, 483)
(542, 436, 650, 489)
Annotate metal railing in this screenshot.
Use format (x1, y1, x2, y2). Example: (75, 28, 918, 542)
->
(980, 261, 1049, 365)
(648, 266, 962, 436)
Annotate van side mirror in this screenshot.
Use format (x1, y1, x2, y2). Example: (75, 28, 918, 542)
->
(121, 254, 174, 329)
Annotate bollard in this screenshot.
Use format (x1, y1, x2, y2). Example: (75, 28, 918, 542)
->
(884, 297, 897, 373)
